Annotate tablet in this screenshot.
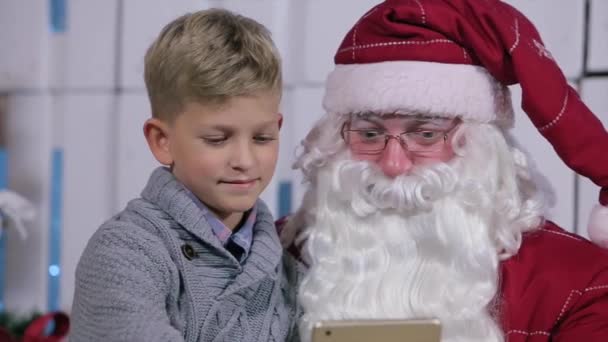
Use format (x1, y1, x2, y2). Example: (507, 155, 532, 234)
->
(312, 318, 441, 342)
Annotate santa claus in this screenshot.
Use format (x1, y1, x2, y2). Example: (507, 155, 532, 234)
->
(280, 1, 608, 341)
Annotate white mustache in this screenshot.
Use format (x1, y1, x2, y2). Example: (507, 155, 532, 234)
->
(326, 157, 461, 217)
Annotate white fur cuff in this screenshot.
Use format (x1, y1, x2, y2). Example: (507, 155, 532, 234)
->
(588, 204, 608, 249)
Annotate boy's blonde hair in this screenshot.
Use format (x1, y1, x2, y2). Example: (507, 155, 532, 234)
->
(144, 8, 282, 121)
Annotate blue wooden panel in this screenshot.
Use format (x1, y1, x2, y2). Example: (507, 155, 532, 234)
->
(50, 0, 67, 33)
(48, 149, 63, 311)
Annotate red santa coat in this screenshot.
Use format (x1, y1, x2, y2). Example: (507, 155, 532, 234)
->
(500, 221, 608, 341)
(280, 219, 608, 341)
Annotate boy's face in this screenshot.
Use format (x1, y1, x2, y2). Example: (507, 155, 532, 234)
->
(149, 92, 281, 226)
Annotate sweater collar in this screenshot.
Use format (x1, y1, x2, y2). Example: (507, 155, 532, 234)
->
(141, 167, 282, 282)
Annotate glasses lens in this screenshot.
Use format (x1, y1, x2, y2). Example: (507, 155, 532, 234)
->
(403, 130, 447, 152)
(343, 117, 458, 154)
(347, 129, 385, 153)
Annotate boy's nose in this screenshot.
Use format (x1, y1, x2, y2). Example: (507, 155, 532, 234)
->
(230, 141, 255, 170)
(377, 138, 413, 178)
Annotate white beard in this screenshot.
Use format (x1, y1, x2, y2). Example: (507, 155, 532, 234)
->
(295, 122, 544, 342)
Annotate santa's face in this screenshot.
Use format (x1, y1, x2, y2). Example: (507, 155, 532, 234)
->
(294, 118, 543, 342)
(341, 114, 460, 178)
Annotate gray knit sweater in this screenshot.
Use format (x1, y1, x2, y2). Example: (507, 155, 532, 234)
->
(71, 167, 302, 342)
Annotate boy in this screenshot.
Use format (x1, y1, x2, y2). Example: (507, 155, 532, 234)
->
(71, 9, 301, 342)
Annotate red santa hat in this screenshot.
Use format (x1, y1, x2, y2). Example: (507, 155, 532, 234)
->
(323, 0, 608, 246)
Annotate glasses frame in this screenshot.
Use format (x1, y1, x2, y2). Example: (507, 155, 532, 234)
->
(340, 118, 460, 155)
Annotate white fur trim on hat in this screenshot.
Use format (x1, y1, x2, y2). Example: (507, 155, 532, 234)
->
(588, 204, 608, 249)
(323, 61, 514, 126)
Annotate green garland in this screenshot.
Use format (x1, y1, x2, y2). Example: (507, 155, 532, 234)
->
(0, 311, 42, 338)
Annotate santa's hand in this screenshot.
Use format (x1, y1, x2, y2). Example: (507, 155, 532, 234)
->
(276, 214, 297, 248)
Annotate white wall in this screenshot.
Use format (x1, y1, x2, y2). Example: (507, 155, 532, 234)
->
(0, 0, 607, 314)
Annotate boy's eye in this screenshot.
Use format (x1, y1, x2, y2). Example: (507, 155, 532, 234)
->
(254, 135, 277, 144)
(202, 136, 228, 145)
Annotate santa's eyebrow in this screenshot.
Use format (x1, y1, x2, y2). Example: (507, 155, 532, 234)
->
(354, 112, 380, 119)
(351, 113, 384, 126)
(351, 112, 457, 132)
(404, 119, 452, 130)
(403, 120, 427, 130)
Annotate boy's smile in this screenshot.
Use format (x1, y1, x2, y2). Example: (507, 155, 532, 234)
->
(219, 178, 260, 191)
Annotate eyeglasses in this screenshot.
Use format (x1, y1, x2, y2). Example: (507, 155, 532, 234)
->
(341, 119, 459, 155)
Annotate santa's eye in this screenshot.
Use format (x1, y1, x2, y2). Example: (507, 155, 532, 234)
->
(359, 130, 383, 140)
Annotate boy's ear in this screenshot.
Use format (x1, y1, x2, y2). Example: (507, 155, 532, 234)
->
(277, 113, 283, 130)
(143, 118, 174, 166)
